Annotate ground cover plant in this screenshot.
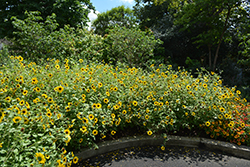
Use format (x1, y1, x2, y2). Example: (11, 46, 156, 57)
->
(0, 55, 249, 166)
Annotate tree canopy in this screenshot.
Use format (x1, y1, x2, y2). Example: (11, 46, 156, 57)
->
(92, 5, 138, 36)
(0, 0, 95, 38)
(133, 0, 204, 67)
(151, 0, 249, 71)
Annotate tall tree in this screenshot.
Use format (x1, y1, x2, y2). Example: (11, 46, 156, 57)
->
(92, 5, 138, 36)
(92, 5, 137, 35)
(0, 0, 94, 38)
(133, 0, 203, 67)
(238, 1, 250, 68)
(173, 0, 247, 71)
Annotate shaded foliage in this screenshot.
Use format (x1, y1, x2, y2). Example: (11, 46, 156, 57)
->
(0, 0, 94, 38)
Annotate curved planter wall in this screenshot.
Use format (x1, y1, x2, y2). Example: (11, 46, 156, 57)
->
(75, 135, 250, 161)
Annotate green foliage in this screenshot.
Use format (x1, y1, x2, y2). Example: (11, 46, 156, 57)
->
(8, 11, 104, 63)
(238, 32, 250, 67)
(0, 0, 94, 39)
(174, 0, 247, 71)
(185, 57, 201, 71)
(133, 0, 189, 30)
(133, 0, 170, 30)
(92, 5, 138, 36)
(103, 26, 163, 67)
(0, 44, 10, 67)
(1, 55, 249, 166)
(133, 0, 204, 68)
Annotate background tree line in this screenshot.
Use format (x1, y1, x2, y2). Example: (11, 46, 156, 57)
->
(0, 0, 249, 99)
(92, 0, 250, 99)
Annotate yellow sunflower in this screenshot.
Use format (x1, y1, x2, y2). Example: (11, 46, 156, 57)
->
(55, 65, 60, 69)
(103, 98, 109, 104)
(13, 116, 22, 123)
(64, 129, 71, 135)
(5, 96, 11, 102)
(92, 130, 98, 136)
(22, 90, 28, 96)
(122, 110, 127, 115)
(96, 103, 102, 109)
(132, 101, 138, 106)
(111, 130, 116, 135)
(205, 121, 210, 127)
(55, 86, 64, 93)
(46, 111, 52, 118)
(35, 153, 46, 164)
(147, 130, 153, 136)
(73, 156, 79, 164)
(21, 109, 27, 115)
(88, 114, 94, 120)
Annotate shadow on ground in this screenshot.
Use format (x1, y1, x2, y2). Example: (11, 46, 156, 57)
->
(72, 145, 250, 167)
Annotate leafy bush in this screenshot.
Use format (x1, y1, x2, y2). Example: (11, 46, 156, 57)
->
(8, 11, 104, 63)
(0, 55, 249, 166)
(103, 26, 163, 67)
(0, 44, 11, 67)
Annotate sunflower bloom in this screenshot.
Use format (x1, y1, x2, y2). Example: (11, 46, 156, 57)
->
(92, 130, 98, 136)
(89, 114, 94, 120)
(147, 130, 153, 136)
(48, 73, 53, 77)
(35, 153, 46, 164)
(13, 116, 22, 123)
(241, 123, 245, 128)
(103, 98, 109, 104)
(122, 110, 127, 115)
(22, 90, 28, 96)
(55, 65, 60, 69)
(111, 130, 116, 135)
(64, 129, 71, 135)
(47, 97, 53, 103)
(219, 107, 225, 112)
(96, 103, 102, 109)
(54, 86, 64, 93)
(132, 101, 138, 106)
(73, 156, 79, 164)
(205, 121, 210, 127)
(31, 78, 38, 84)
(21, 109, 27, 115)
(5, 96, 11, 102)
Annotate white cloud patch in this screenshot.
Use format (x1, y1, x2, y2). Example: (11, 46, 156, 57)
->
(87, 9, 100, 30)
(120, 0, 134, 4)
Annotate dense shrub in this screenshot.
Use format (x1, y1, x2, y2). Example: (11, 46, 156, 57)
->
(0, 45, 10, 67)
(103, 26, 163, 67)
(0, 55, 249, 166)
(8, 11, 104, 63)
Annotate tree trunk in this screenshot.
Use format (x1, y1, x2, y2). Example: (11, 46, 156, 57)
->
(208, 44, 212, 71)
(213, 6, 231, 71)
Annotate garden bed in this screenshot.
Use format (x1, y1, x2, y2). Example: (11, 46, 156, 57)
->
(0, 56, 249, 166)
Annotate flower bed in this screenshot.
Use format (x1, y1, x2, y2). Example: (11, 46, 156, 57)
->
(0, 56, 249, 166)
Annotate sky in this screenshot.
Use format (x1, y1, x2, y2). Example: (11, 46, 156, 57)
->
(87, 0, 136, 28)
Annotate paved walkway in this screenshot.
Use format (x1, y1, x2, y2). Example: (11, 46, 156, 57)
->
(72, 145, 250, 167)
